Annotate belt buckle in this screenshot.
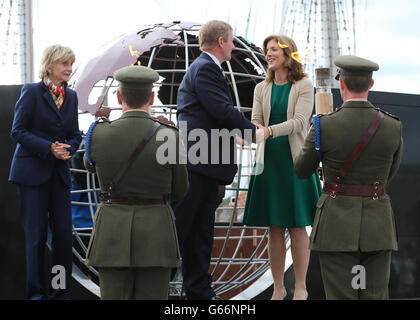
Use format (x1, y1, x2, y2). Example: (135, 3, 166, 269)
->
(330, 183, 338, 199)
(373, 182, 379, 200)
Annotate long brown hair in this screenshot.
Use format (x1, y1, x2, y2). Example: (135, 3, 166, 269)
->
(263, 35, 307, 83)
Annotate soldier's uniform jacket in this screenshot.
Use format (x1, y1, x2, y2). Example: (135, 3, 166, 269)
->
(294, 100, 403, 252)
(84, 111, 189, 267)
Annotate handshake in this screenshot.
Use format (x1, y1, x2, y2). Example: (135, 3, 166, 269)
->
(255, 124, 271, 142)
(236, 123, 272, 146)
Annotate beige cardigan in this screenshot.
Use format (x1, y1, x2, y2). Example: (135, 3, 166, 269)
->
(252, 77, 314, 164)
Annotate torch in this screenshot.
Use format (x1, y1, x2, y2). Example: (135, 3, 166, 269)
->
(315, 68, 333, 115)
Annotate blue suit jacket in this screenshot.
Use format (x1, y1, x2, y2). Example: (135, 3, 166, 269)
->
(177, 53, 256, 184)
(9, 81, 82, 187)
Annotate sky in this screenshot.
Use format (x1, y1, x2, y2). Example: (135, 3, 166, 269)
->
(13, 0, 420, 96)
(355, 0, 420, 96)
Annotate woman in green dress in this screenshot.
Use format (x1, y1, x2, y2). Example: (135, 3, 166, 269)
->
(243, 35, 322, 300)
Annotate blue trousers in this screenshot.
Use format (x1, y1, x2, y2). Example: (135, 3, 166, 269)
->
(173, 172, 219, 299)
(17, 170, 73, 300)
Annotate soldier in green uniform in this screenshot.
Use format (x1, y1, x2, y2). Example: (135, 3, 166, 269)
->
(83, 66, 189, 300)
(294, 55, 403, 299)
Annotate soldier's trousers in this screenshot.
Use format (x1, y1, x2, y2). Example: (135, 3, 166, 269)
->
(98, 267, 172, 300)
(318, 250, 392, 300)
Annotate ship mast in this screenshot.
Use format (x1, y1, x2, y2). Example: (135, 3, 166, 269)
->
(279, 0, 359, 86)
(0, 0, 33, 84)
(20, 0, 34, 83)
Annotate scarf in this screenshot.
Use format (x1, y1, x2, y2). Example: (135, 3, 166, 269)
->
(45, 78, 66, 110)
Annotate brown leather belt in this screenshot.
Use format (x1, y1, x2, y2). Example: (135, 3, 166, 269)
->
(100, 193, 169, 205)
(323, 182, 386, 199)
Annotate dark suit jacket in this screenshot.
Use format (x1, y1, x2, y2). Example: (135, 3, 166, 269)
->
(9, 81, 81, 187)
(177, 52, 256, 184)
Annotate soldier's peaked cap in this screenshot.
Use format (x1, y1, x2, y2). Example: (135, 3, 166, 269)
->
(334, 55, 379, 80)
(114, 65, 159, 90)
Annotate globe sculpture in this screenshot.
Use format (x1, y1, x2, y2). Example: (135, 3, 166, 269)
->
(69, 21, 292, 299)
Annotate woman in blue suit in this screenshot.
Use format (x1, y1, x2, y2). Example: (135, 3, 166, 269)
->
(9, 45, 81, 300)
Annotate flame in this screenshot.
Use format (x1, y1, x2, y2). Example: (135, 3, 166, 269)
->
(129, 45, 141, 66)
(131, 60, 142, 66)
(129, 45, 140, 57)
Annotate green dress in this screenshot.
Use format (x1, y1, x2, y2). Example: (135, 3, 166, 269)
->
(243, 82, 322, 228)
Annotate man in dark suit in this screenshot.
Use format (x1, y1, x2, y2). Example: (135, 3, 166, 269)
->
(294, 55, 403, 299)
(174, 20, 257, 300)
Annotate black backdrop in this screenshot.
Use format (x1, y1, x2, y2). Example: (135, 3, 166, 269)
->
(0, 85, 26, 299)
(1, 85, 419, 299)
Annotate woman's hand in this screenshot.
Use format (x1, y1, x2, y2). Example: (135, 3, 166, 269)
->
(253, 124, 270, 142)
(256, 125, 270, 141)
(51, 141, 71, 160)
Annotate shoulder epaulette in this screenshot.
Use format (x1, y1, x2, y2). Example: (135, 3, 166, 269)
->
(329, 106, 343, 114)
(375, 107, 400, 121)
(96, 116, 111, 123)
(321, 106, 343, 116)
(310, 113, 326, 126)
(152, 116, 179, 130)
(310, 108, 341, 124)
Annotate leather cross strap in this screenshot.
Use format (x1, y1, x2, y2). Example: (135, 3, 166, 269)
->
(106, 122, 161, 194)
(324, 111, 386, 199)
(336, 111, 384, 183)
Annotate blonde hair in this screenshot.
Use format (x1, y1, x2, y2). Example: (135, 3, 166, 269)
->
(38, 45, 75, 79)
(263, 35, 306, 83)
(198, 20, 232, 51)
